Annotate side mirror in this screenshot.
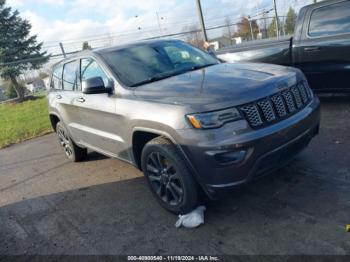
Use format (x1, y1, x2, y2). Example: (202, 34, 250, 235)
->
(82, 77, 112, 94)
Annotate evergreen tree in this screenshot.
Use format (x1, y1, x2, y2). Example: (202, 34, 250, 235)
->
(268, 17, 277, 38)
(284, 7, 297, 35)
(0, 0, 48, 101)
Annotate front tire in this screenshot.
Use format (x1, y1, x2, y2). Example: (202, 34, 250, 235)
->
(56, 122, 87, 162)
(141, 136, 199, 214)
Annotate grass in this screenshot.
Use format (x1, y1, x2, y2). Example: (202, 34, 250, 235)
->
(0, 95, 52, 148)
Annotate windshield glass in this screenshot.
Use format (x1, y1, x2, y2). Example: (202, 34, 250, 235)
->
(101, 41, 219, 87)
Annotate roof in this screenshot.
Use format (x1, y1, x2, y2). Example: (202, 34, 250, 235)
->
(302, 0, 340, 9)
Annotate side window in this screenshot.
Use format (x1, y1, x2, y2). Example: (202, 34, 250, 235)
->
(51, 65, 63, 90)
(62, 61, 78, 91)
(80, 58, 109, 87)
(308, 1, 350, 37)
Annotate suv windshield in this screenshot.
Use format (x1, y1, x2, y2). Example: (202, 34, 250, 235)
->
(101, 41, 219, 87)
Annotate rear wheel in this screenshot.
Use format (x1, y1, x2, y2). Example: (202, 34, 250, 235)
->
(56, 122, 87, 162)
(141, 136, 199, 214)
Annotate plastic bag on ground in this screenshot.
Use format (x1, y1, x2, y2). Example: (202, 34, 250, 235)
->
(175, 206, 206, 228)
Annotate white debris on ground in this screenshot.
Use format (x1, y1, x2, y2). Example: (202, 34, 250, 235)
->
(175, 206, 206, 228)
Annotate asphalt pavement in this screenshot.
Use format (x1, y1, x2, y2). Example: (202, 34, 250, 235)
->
(0, 95, 349, 255)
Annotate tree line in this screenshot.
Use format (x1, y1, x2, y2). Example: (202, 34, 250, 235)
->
(185, 7, 297, 48)
(0, 0, 298, 102)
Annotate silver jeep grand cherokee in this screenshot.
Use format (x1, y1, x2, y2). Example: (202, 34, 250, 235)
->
(48, 40, 320, 214)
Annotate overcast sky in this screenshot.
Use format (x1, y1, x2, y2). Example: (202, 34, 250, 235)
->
(6, 0, 313, 54)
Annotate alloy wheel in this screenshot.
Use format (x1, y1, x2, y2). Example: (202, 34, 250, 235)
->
(146, 152, 184, 206)
(57, 126, 73, 158)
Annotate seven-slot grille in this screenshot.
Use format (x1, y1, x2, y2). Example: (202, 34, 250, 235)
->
(240, 81, 313, 129)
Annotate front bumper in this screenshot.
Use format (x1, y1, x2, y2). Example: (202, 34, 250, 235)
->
(177, 97, 320, 198)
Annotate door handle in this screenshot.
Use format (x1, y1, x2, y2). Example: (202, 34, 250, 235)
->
(76, 97, 85, 103)
(56, 94, 62, 99)
(304, 47, 321, 52)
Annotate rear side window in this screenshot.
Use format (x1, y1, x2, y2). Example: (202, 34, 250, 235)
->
(308, 1, 350, 37)
(80, 58, 109, 87)
(62, 61, 78, 91)
(51, 65, 63, 90)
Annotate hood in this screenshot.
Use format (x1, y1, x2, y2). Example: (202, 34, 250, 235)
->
(133, 62, 303, 112)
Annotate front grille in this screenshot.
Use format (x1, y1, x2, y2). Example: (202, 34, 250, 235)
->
(258, 100, 276, 122)
(240, 104, 263, 127)
(240, 81, 313, 129)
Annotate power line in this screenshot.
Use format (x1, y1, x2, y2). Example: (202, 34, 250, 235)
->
(40, 14, 282, 55)
(41, 11, 256, 49)
(37, 0, 305, 50)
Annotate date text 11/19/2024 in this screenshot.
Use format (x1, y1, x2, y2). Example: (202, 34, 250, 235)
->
(127, 256, 220, 261)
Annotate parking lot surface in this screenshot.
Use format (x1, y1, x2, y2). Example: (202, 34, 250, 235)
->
(0, 96, 349, 255)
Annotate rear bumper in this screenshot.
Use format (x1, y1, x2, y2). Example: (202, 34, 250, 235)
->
(177, 97, 320, 198)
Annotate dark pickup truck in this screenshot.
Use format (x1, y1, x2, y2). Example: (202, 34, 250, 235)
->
(217, 0, 350, 93)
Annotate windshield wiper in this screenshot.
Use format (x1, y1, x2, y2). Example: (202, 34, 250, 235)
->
(130, 73, 174, 87)
(189, 63, 218, 71)
(130, 63, 218, 87)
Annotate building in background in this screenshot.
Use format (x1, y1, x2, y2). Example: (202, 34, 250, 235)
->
(25, 79, 46, 93)
(42, 76, 50, 90)
(209, 36, 233, 50)
(232, 37, 243, 45)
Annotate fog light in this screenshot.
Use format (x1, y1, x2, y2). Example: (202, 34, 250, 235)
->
(214, 150, 247, 165)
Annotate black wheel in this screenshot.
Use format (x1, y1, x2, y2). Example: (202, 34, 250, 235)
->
(141, 136, 199, 214)
(56, 122, 87, 162)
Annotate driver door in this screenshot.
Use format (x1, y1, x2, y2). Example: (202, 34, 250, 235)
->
(72, 57, 125, 157)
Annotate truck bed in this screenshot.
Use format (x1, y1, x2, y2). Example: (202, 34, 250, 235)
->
(216, 36, 292, 66)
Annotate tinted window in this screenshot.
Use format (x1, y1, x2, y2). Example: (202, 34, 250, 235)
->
(80, 58, 109, 87)
(62, 61, 78, 91)
(51, 65, 63, 90)
(309, 1, 350, 37)
(101, 41, 218, 87)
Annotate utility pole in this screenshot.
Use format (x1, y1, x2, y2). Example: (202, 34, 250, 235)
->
(59, 42, 66, 58)
(247, 16, 254, 41)
(195, 0, 208, 42)
(273, 0, 280, 37)
(227, 24, 232, 45)
(156, 11, 163, 37)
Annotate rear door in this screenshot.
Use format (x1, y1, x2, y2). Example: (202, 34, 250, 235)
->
(72, 57, 127, 158)
(48, 64, 64, 114)
(58, 59, 84, 141)
(294, 0, 350, 92)
(49, 60, 84, 141)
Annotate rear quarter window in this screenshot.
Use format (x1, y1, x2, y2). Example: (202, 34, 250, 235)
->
(50, 65, 63, 90)
(308, 1, 350, 37)
(62, 61, 78, 91)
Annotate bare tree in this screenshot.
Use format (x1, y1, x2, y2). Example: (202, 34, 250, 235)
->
(182, 25, 204, 49)
(233, 17, 260, 41)
(224, 17, 232, 37)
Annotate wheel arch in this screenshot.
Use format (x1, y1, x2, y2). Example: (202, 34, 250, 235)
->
(49, 113, 61, 132)
(130, 127, 208, 196)
(131, 128, 179, 170)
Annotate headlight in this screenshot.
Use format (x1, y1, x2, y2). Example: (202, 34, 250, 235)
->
(186, 108, 242, 129)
